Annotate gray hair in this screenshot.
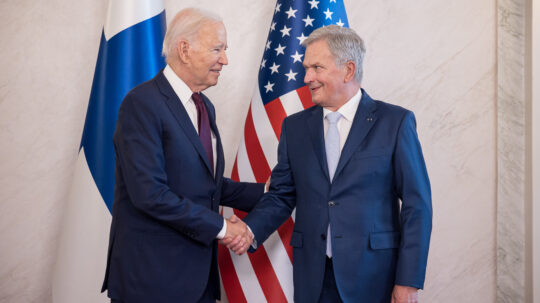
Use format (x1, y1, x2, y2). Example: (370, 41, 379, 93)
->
(162, 8, 222, 62)
(301, 25, 366, 83)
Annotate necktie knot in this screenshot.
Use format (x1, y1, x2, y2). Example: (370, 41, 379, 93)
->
(326, 111, 342, 125)
(192, 93, 207, 131)
(192, 92, 204, 106)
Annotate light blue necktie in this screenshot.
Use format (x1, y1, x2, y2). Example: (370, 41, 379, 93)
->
(325, 111, 342, 257)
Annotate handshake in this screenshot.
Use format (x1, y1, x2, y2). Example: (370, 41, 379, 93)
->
(219, 178, 268, 255)
(219, 214, 253, 255)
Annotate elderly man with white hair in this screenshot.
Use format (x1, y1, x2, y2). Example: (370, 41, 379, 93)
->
(237, 25, 433, 303)
(101, 8, 264, 303)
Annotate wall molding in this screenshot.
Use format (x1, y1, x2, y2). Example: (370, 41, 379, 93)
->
(497, 0, 528, 301)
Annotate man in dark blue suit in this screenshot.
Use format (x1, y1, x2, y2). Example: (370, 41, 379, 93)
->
(101, 8, 264, 303)
(236, 25, 432, 303)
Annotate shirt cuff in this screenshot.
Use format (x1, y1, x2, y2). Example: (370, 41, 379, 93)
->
(247, 225, 257, 249)
(216, 218, 227, 239)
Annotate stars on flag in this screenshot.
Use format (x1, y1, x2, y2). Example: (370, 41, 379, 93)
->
(280, 25, 292, 37)
(274, 43, 286, 56)
(258, 0, 348, 101)
(302, 15, 314, 27)
(323, 8, 333, 19)
(269, 62, 280, 74)
(291, 51, 303, 63)
(285, 69, 298, 81)
(297, 33, 308, 44)
(264, 81, 275, 92)
(285, 7, 298, 19)
(275, 3, 281, 14)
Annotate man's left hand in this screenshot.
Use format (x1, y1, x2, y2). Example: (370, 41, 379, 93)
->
(391, 285, 418, 303)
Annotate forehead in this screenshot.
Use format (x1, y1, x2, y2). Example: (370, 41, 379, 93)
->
(197, 21, 227, 44)
(303, 39, 334, 64)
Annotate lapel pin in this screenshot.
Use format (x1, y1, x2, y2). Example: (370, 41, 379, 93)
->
(366, 117, 373, 122)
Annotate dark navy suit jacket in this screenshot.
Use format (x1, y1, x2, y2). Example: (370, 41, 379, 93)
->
(244, 90, 432, 303)
(101, 70, 264, 303)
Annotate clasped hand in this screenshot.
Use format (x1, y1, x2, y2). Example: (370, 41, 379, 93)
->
(219, 214, 253, 255)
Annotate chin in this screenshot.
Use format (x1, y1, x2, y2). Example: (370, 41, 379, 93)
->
(311, 97, 323, 106)
(205, 80, 218, 87)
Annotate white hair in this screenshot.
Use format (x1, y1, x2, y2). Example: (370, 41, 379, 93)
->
(302, 25, 366, 83)
(162, 8, 222, 62)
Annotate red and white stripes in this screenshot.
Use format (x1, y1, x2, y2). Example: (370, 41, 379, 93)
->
(219, 85, 313, 303)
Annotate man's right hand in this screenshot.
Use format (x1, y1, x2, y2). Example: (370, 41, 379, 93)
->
(219, 214, 253, 255)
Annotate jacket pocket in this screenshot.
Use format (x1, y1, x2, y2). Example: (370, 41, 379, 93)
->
(289, 231, 303, 248)
(369, 231, 400, 250)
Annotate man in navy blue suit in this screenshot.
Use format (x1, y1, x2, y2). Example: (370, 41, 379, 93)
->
(101, 8, 264, 303)
(233, 25, 432, 303)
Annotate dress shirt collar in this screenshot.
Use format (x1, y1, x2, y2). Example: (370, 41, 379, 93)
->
(163, 64, 195, 106)
(322, 88, 362, 122)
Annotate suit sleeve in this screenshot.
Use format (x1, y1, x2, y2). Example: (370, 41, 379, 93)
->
(220, 178, 265, 212)
(114, 92, 223, 246)
(244, 118, 297, 248)
(393, 111, 432, 289)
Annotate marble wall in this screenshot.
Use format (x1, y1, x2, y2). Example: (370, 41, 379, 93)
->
(0, 0, 499, 302)
(497, 0, 528, 301)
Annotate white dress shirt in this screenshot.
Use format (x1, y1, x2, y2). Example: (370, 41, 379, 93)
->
(322, 89, 362, 152)
(163, 65, 227, 239)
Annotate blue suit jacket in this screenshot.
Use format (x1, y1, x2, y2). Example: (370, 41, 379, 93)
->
(244, 90, 432, 303)
(101, 70, 264, 303)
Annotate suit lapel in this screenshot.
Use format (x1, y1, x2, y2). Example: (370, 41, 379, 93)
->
(306, 106, 331, 182)
(333, 90, 378, 181)
(155, 71, 214, 177)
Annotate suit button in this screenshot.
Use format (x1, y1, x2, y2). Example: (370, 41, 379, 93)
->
(321, 234, 326, 240)
(328, 201, 335, 207)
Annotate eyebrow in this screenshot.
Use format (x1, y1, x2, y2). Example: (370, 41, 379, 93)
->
(303, 61, 320, 68)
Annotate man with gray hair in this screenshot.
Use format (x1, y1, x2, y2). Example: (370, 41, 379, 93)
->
(236, 25, 432, 302)
(101, 8, 264, 303)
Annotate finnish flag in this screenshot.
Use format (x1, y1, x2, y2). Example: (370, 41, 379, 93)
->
(52, 1, 165, 302)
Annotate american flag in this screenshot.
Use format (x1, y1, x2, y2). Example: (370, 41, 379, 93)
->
(218, 1, 349, 302)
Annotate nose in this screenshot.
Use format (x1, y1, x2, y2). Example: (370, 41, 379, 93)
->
(304, 68, 313, 84)
(219, 50, 228, 65)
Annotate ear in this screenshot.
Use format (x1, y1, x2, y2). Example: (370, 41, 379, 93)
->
(343, 61, 356, 83)
(176, 40, 191, 64)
